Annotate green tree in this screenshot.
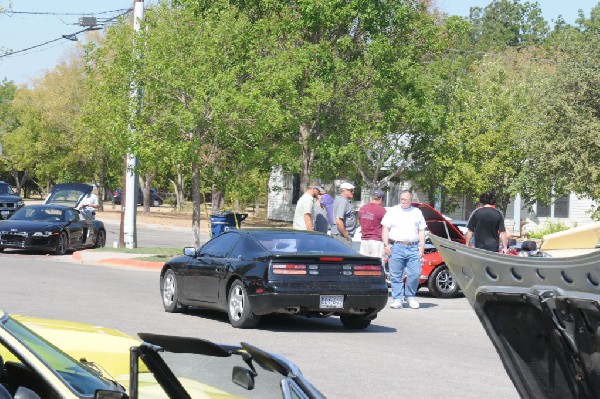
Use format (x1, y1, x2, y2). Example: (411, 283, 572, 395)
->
(519, 5, 600, 218)
(468, 0, 549, 49)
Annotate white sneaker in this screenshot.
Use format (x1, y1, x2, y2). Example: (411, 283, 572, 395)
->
(389, 299, 403, 309)
(407, 298, 420, 309)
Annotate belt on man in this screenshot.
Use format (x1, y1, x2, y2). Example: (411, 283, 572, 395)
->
(390, 239, 419, 245)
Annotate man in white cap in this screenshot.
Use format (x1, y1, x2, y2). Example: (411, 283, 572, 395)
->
(331, 182, 357, 245)
(292, 182, 323, 230)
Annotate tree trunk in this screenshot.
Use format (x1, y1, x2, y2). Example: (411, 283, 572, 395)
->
(177, 172, 185, 211)
(211, 185, 224, 214)
(299, 124, 314, 191)
(192, 161, 202, 247)
(139, 172, 156, 214)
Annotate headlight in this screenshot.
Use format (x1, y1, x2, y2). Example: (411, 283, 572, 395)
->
(17, 201, 24, 208)
(32, 231, 53, 237)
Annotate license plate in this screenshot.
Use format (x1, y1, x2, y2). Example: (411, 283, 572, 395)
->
(1, 211, 8, 217)
(319, 295, 344, 309)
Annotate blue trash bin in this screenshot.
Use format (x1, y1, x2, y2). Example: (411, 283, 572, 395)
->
(210, 212, 248, 237)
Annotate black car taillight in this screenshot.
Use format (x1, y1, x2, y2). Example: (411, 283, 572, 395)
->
(353, 265, 383, 276)
(272, 264, 307, 275)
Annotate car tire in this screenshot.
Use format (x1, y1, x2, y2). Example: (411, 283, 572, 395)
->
(340, 314, 371, 330)
(228, 280, 260, 329)
(0, 247, 4, 253)
(94, 229, 106, 248)
(54, 232, 68, 255)
(428, 264, 460, 298)
(161, 269, 183, 313)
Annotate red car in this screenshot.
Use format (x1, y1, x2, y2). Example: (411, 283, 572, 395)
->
(412, 203, 466, 298)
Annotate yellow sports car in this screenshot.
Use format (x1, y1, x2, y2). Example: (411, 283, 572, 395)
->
(0, 310, 323, 398)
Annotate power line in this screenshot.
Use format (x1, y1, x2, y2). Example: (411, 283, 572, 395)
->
(0, 8, 132, 60)
(1, 8, 129, 17)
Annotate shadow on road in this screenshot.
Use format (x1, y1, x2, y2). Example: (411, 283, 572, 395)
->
(181, 308, 397, 333)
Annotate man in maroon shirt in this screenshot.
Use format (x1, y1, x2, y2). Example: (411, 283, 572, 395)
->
(358, 189, 387, 258)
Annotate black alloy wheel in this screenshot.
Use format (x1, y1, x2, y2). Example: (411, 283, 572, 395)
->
(94, 230, 106, 248)
(54, 231, 68, 255)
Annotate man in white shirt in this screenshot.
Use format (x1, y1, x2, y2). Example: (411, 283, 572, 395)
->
(292, 182, 323, 230)
(381, 190, 426, 309)
(78, 188, 100, 218)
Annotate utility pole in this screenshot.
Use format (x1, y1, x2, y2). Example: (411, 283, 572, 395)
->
(123, 0, 144, 248)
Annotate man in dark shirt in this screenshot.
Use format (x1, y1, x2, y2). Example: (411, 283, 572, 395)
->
(358, 189, 387, 258)
(466, 192, 508, 253)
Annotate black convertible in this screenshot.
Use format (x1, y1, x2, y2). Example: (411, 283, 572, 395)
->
(160, 229, 388, 329)
(0, 184, 106, 255)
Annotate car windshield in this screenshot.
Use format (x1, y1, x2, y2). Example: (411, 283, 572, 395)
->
(1, 316, 115, 396)
(135, 334, 319, 399)
(0, 184, 15, 195)
(45, 185, 90, 207)
(10, 206, 63, 222)
(252, 231, 359, 255)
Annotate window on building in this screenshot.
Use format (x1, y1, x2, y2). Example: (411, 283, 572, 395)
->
(537, 203, 551, 217)
(554, 195, 570, 218)
(536, 195, 569, 218)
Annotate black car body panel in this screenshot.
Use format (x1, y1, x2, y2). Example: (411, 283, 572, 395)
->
(0, 181, 24, 220)
(430, 235, 600, 399)
(0, 204, 105, 253)
(162, 229, 388, 328)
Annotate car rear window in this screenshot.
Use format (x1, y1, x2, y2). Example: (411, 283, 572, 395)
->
(251, 232, 358, 255)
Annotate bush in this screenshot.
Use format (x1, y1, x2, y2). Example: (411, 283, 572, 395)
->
(528, 221, 575, 239)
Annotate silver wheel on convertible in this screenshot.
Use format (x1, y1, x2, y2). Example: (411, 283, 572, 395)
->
(428, 264, 460, 298)
(161, 269, 182, 313)
(54, 231, 68, 255)
(228, 280, 260, 329)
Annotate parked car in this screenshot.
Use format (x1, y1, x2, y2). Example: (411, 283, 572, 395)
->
(1, 309, 324, 399)
(0, 181, 24, 220)
(353, 203, 466, 298)
(430, 233, 600, 398)
(112, 187, 163, 206)
(160, 229, 389, 329)
(0, 183, 106, 255)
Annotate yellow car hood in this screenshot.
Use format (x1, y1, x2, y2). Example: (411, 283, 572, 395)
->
(14, 315, 140, 377)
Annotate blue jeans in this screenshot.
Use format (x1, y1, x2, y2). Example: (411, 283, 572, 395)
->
(388, 243, 421, 300)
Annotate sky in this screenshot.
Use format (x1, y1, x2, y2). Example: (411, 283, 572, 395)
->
(1, 1, 599, 85)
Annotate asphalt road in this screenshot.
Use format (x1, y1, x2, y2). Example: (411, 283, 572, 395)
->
(0, 251, 520, 398)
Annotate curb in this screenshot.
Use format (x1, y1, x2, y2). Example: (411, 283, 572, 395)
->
(72, 251, 164, 270)
(98, 258, 164, 270)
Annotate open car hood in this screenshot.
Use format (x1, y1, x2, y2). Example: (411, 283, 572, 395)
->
(430, 235, 600, 398)
(45, 183, 93, 208)
(413, 202, 466, 244)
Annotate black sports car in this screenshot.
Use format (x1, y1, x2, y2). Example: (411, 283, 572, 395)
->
(160, 229, 388, 329)
(430, 234, 600, 399)
(0, 183, 106, 255)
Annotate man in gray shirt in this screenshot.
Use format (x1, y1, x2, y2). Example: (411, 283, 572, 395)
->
(331, 182, 357, 246)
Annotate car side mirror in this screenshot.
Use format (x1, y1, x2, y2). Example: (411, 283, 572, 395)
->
(232, 366, 255, 390)
(183, 247, 197, 257)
